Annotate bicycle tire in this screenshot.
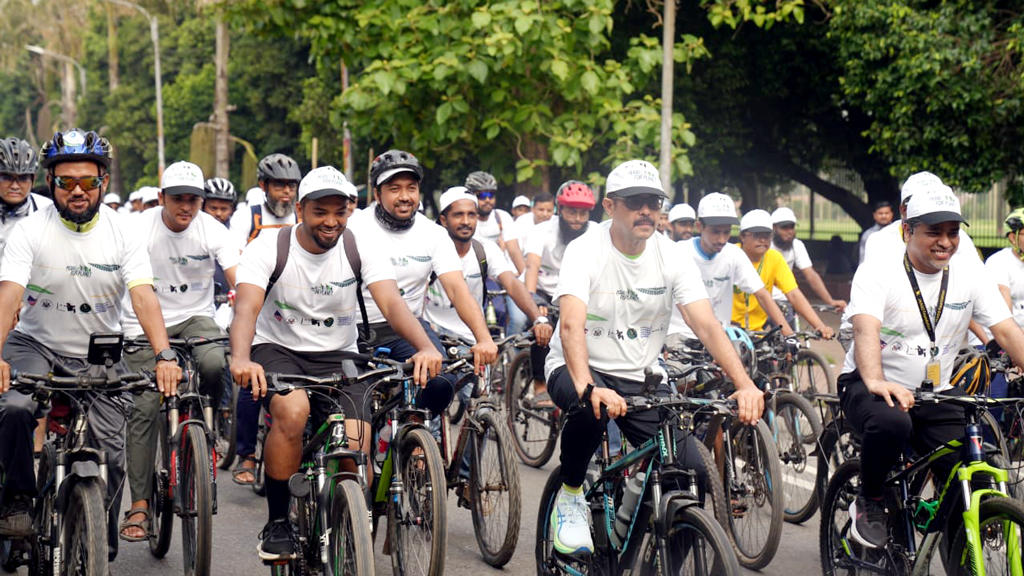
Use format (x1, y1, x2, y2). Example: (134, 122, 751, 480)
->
(819, 459, 873, 576)
(793, 349, 836, 401)
(0, 540, 17, 573)
(468, 408, 521, 567)
(389, 427, 447, 576)
(637, 504, 742, 576)
(217, 381, 239, 470)
(814, 420, 860, 508)
(149, 416, 174, 558)
(505, 350, 558, 468)
(773, 393, 823, 524)
(30, 443, 55, 576)
(62, 479, 109, 576)
(326, 479, 374, 576)
(724, 419, 784, 570)
(696, 440, 729, 533)
(181, 425, 214, 576)
(979, 409, 1010, 462)
(946, 495, 1024, 575)
(446, 394, 467, 426)
(253, 407, 268, 497)
(535, 465, 593, 576)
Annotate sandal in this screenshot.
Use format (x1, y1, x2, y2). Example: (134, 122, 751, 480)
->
(232, 457, 257, 485)
(118, 507, 151, 542)
(525, 391, 555, 409)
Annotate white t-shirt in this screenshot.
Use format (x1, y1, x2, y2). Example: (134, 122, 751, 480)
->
(770, 237, 813, 298)
(841, 255, 1009, 391)
(473, 208, 513, 246)
(545, 223, 709, 382)
(668, 238, 766, 337)
(423, 239, 514, 341)
(228, 203, 297, 247)
(859, 224, 882, 264)
(0, 205, 153, 357)
(0, 194, 53, 266)
(506, 212, 536, 245)
(985, 247, 1024, 329)
(235, 226, 395, 352)
(120, 209, 241, 336)
(862, 219, 980, 264)
(524, 218, 594, 297)
(346, 208, 462, 324)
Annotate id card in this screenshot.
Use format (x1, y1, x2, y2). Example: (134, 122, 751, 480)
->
(925, 359, 941, 385)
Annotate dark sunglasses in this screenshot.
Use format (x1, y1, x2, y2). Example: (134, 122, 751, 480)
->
(269, 179, 298, 190)
(476, 191, 496, 200)
(619, 195, 664, 211)
(54, 174, 106, 191)
(0, 174, 33, 185)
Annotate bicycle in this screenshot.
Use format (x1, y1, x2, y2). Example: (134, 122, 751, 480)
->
(820, 385, 1024, 576)
(751, 322, 836, 403)
(0, 333, 155, 576)
(535, 391, 741, 576)
(505, 302, 562, 467)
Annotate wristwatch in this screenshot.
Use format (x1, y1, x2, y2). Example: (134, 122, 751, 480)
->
(155, 348, 177, 363)
(533, 316, 550, 326)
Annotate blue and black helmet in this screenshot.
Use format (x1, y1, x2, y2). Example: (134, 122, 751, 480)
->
(39, 129, 112, 170)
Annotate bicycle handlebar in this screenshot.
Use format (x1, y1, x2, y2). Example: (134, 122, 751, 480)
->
(10, 370, 157, 394)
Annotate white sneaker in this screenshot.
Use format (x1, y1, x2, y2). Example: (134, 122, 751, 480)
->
(550, 484, 593, 556)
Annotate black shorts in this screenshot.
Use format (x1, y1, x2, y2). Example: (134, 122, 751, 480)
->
(252, 343, 370, 422)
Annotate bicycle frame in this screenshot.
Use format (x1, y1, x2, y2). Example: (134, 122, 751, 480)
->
(371, 376, 433, 508)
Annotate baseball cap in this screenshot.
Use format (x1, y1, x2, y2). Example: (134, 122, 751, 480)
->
(139, 186, 160, 204)
(900, 171, 943, 204)
(103, 193, 120, 205)
(298, 166, 356, 202)
(905, 184, 967, 226)
(161, 161, 205, 197)
(697, 193, 738, 226)
(512, 195, 530, 209)
(771, 207, 797, 225)
(668, 203, 696, 223)
(740, 209, 773, 233)
(128, 190, 143, 202)
(438, 186, 478, 214)
(606, 160, 667, 199)
(375, 167, 421, 187)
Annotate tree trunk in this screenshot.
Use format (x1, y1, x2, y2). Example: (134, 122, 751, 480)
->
(213, 16, 230, 178)
(61, 61, 76, 128)
(517, 135, 552, 195)
(106, 3, 124, 197)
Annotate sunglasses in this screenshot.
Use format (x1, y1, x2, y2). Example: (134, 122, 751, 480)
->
(54, 174, 106, 191)
(0, 174, 33, 185)
(476, 191, 496, 200)
(268, 179, 298, 191)
(619, 195, 664, 211)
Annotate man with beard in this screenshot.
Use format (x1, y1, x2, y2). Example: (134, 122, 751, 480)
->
(230, 153, 301, 246)
(0, 138, 52, 266)
(523, 181, 595, 406)
(347, 151, 497, 423)
(0, 129, 181, 564)
(667, 202, 695, 241)
(229, 166, 443, 559)
(770, 207, 847, 312)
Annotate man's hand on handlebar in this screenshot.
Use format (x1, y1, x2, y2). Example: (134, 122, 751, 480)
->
(816, 325, 835, 340)
(410, 348, 443, 387)
(865, 378, 914, 412)
(231, 359, 267, 400)
(586, 387, 628, 420)
(728, 384, 765, 425)
(531, 322, 553, 347)
(470, 340, 498, 375)
(155, 358, 183, 396)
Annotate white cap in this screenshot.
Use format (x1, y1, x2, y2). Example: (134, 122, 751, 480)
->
(245, 187, 265, 205)
(740, 209, 773, 233)
(161, 161, 205, 197)
(128, 190, 143, 202)
(900, 171, 943, 204)
(298, 166, 356, 202)
(697, 193, 738, 226)
(512, 195, 530, 209)
(606, 160, 667, 199)
(668, 203, 695, 223)
(438, 186, 478, 214)
(771, 207, 797, 225)
(905, 184, 966, 225)
(140, 186, 160, 204)
(103, 193, 120, 205)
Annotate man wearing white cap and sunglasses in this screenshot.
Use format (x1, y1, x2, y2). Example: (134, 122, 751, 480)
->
(771, 206, 847, 312)
(840, 183, 1024, 551)
(667, 203, 696, 241)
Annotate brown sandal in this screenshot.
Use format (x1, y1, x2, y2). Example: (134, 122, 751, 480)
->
(232, 457, 257, 485)
(118, 507, 150, 542)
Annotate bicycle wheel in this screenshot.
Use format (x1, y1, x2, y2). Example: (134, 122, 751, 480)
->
(696, 441, 728, 531)
(505, 350, 558, 468)
(388, 427, 447, 576)
(446, 394, 467, 426)
(724, 419, 783, 570)
(773, 393, 823, 524)
(62, 479, 109, 576)
(793, 349, 835, 401)
(468, 408, 521, 567)
(30, 442, 55, 576)
(814, 420, 860, 509)
(217, 380, 239, 470)
(180, 425, 214, 576)
(946, 495, 1024, 575)
(535, 465, 594, 576)
(326, 479, 373, 576)
(149, 417, 174, 558)
(638, 505, 741, 576)
(979, 409, 1011, 462)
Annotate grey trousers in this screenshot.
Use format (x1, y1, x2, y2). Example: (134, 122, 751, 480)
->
(125, 315, 226, 503)
(0, 331, 132, 560)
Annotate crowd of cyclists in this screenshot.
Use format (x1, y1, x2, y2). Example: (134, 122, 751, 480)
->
(1, 127, 1024, 576)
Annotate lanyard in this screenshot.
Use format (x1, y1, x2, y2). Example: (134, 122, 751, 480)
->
(903, 253, 948, 359)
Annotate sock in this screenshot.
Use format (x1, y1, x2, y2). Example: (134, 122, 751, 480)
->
(266, 477, 290, 522)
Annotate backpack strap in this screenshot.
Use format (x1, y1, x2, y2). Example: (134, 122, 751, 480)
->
(471, 239, 488, 305)
(248, 204, 262, 244)
(264, 225, 292, 302)
(343, 228, 370, 342)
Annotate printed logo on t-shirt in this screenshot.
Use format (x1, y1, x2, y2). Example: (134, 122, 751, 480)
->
(330, 279, 357, 289)
(636, 286, 667, 296)
(89, 263, 121, 273)
(187, 254, 210, 261)
(391, 254, 431, 267)
(311, 284, 335, 296)
(944, 300, 970, 311)
(274, 300, 298, 310)
(616, 288, 639, 301)
(586, 313, 608, 321)
(27, 284, 54, 295)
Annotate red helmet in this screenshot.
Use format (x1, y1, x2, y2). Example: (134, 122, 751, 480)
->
(556, 180, 595, 209)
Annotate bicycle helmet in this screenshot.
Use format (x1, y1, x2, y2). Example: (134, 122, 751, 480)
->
(556, 180, 596, 209)
(256, 153, 301, 183)
(370, 149, 423, 188)
(950, 346, 991, 395)
(464, 170, 498, 193)
(0, 138, 39, 175)
(1005, 208, 1024, 235)
(725, 326, 757, 377)
(39, 129, 112, 169)
(204, 177, 236, 202)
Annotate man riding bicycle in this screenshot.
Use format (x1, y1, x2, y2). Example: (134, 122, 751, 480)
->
(770, 206, 848, 313)
(0, 128, 181, 560)
(0, 138, 52, 265)
(545, 160, 764, 556)
(841, 183, 1024, 550)
(230, 166, 444, 560)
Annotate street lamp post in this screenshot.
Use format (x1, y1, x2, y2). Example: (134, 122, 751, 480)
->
(25, 44, 87, 94)
(103, 0, 165, 178)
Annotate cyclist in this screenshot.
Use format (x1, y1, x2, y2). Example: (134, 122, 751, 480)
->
(839, 184, 1024, 549)
(117, 161, 240, 542)
(858, 201, 893, 265)
(523, 181, 596, 406)
(982, 208, 1024, 400)
(770, 206, 848, 312)
(0, 138, 52, 264)
(465, 170, 512, 253)
(511, 194, 531, 219)
(347, 151, 497, 425)
(229, 153, 301, 246)
(230, 166, 442, 560)
(545, 160, 765, 555)
(140, 186, 160, 211)
(0, 129, 181, 560)
(666, 202, 695, 241)
(667, 193, 793, 347)
(203, 176, 236, 226)
(657, 202, 670, 235)
(505, 191, 555, 275)
(732, 209, 833, 336)
(128, 189, 143, 213)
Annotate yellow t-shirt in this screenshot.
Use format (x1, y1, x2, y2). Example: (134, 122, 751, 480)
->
(731, 246, 798, 330)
